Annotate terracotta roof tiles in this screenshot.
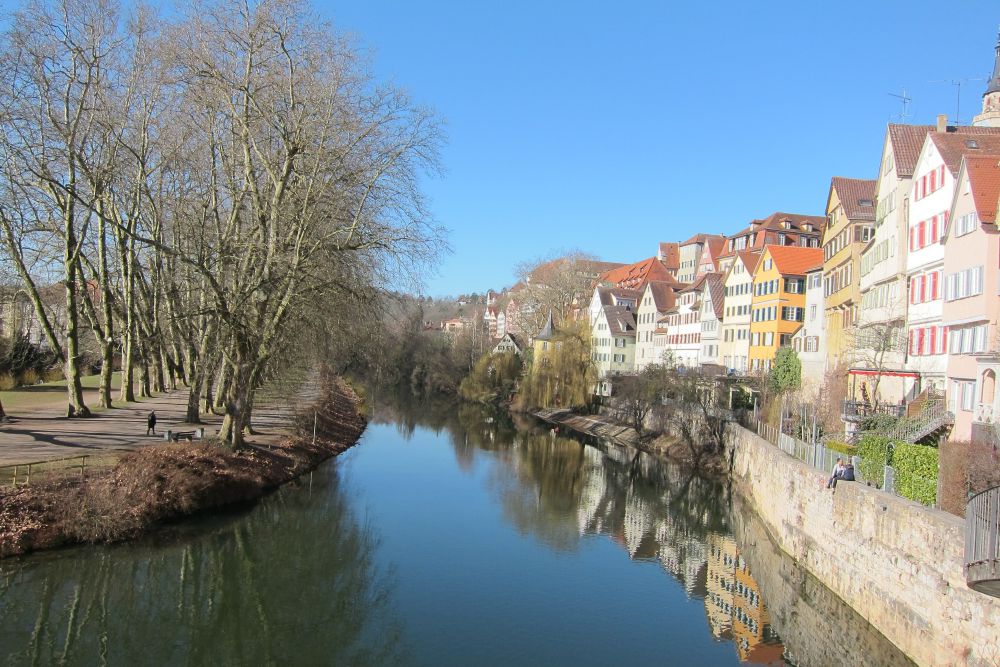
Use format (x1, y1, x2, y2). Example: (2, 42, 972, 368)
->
(963, 155, 1000, 224)
(763, 245, 824, 276)
(929, 130, 1000, 177)
(831, 177, 877, 221)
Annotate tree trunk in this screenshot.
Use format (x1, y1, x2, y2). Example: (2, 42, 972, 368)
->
(120, 324, 136, 402)
(64, 242, 90, 418)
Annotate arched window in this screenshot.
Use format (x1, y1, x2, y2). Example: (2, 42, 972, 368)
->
(981, 369, 996, 404)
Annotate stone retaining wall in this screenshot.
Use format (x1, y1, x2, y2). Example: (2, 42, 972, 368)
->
(728, 424, 1000, 667)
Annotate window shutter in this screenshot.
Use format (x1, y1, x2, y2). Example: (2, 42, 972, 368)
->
(917, 328, 926, 355)
(929, 326, 937, 354)
(920, 274, 927, 303)
(931, 215, 938, 243)
(931, 271, 939, 300)
(941, 327, 948, 354)
(918, 220, 926, 248)
(938, 165, 945, 188)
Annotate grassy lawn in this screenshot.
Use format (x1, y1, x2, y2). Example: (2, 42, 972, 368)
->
(0, 372, 138, 414)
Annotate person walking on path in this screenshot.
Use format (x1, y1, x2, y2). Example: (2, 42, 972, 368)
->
(146, 411, 157, 436)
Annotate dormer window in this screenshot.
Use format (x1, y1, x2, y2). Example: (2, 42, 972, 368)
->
(967, 139, 980, 149)
(802, 223, 813, 232)
(859, 199, 873, 207)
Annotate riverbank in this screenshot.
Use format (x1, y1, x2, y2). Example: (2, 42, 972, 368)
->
(727, 422, 1000, 666)
(0, 376, 366, 559)
(532, 407, 729, 476)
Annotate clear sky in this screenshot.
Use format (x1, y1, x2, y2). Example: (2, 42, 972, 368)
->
(323, 0, 1000, 297)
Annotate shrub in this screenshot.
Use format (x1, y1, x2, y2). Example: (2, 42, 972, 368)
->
(893, 443, 938, 506)
(0, 372, 15, 391)
(825, 440, 856, 457)
(19, 368, 39, 386)
(939, 438, 1000, 516)
(857, 433, 893, 487)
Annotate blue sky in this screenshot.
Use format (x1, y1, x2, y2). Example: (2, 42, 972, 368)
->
(324, 1, 1000, 297)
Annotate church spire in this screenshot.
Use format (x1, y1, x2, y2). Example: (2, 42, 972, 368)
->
(986, 27, 1000, 96)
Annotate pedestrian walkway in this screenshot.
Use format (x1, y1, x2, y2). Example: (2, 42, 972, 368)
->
(0, 388, 302, 466)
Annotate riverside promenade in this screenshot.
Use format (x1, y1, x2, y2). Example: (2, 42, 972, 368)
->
(0, 382, 304, 466)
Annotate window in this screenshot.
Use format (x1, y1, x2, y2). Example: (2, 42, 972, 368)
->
(955, 212, 979, 236)
(945, 266, 984, 301)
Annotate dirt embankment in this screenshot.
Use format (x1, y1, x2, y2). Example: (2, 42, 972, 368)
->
(0, 377, 366, 559)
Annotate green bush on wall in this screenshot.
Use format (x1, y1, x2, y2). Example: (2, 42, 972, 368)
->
(892, 443, 938, 506)
(856, 434, 892, 487)
(825, 441, 856, 457)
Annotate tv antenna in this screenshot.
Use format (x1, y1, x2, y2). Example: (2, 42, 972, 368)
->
(888, 89, 912, 121)
(928, 78, 985, 124)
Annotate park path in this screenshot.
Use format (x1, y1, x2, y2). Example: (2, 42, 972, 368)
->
(0, 387, 305, 466)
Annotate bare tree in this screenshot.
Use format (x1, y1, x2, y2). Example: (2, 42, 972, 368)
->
(514, 251, 601, 336)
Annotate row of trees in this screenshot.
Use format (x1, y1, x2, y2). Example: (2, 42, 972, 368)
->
(0, 0, 444, 445)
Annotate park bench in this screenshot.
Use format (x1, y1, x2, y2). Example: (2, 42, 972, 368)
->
(164, 428, 205, 443)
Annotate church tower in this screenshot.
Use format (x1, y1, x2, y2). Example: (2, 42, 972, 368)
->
(973, 29, 1000, 127)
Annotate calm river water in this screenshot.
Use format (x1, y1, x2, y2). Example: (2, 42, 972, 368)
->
(0, 395, 912, 666)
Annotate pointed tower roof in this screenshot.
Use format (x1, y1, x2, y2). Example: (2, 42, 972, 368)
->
(987, 28, 1000, 96)
(535, 310, 555, 341)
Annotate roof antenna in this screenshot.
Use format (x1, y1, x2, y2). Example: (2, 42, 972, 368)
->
(928, 78, 984, 125)
(888, 88, 912, 122)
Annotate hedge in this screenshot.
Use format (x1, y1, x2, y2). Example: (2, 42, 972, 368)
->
(856, 434, 893, 487)
(892, 442, 938, 506)
(825, 440, 857, 457)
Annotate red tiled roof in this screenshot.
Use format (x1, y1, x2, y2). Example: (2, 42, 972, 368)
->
(830, 177, 877, 221)
(888, 124, 1000, 178)
(737, 251, 760, 274)
(679, 233, 724, 247)
(645, 280, 678, 312)
(599, 257, 676, 290)
(887, 124, 935, 178)
(657, 242, 680, 269)
(764, 245, 824, 276)
(603, 304, 636, 337)
(929, 130, 1000, 177)
(701, 272, 725, 320)
(964, 155, 1000, 224)
(718, 212, 826, 258)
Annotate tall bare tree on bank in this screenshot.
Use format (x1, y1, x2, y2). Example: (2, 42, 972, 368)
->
(0, 0, 445, 439)
(159, 0, 443, 446)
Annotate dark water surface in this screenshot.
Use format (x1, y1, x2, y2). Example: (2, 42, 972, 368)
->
(0, 396, 911, 666)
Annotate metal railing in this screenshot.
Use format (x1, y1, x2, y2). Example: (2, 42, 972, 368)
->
(841, 400, 906, 420)
(0, 454, 118, 487)
(965, 485, 1000, 597)
(751, 419, 844, 478)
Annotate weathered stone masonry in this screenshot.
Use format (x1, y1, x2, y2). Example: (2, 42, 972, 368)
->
(727, 424, 1000, 667)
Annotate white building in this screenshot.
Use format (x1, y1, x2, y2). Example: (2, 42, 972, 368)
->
(697, 273, 725, 367)
(658, 278, 705, 368)
(634, 281, 678, 372)
(905, 122, 1000, 392)
(792, 266, 826, 393)
(591, 301, 637, 395)
(719, 252, 758, 374)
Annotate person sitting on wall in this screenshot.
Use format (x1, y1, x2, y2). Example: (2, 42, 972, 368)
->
(827, 457, 846, 489)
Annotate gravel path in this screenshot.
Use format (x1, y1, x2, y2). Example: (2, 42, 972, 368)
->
(0, 388, 302, 466)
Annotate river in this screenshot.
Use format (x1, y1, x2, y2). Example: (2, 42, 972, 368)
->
(0, 394, 912, 666)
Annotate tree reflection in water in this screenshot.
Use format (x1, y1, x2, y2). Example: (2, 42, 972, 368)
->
(370, 389, 913, 666)
(0, 468, 406, 667)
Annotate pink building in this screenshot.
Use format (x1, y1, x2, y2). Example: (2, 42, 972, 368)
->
(943, 155, 1000, 442)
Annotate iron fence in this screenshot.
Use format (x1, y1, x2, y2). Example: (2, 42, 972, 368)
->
(0, 454, 118, 487)
(965, 485, 1000, 595)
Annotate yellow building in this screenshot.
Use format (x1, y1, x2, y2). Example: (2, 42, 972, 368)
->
(748, 245, 824, 372)
(823, 177, 876, 370)
(531, 310, 556, 368)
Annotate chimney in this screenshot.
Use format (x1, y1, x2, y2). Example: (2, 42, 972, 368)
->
(936, 114, 948, 133)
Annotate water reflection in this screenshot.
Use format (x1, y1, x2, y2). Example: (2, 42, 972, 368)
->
(0, 469, 405, 666)
(370, 391, 910, 666)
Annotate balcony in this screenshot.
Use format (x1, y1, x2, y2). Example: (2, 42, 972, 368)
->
(966, 486, 1000, 598)
(841, 400, 906, 423)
